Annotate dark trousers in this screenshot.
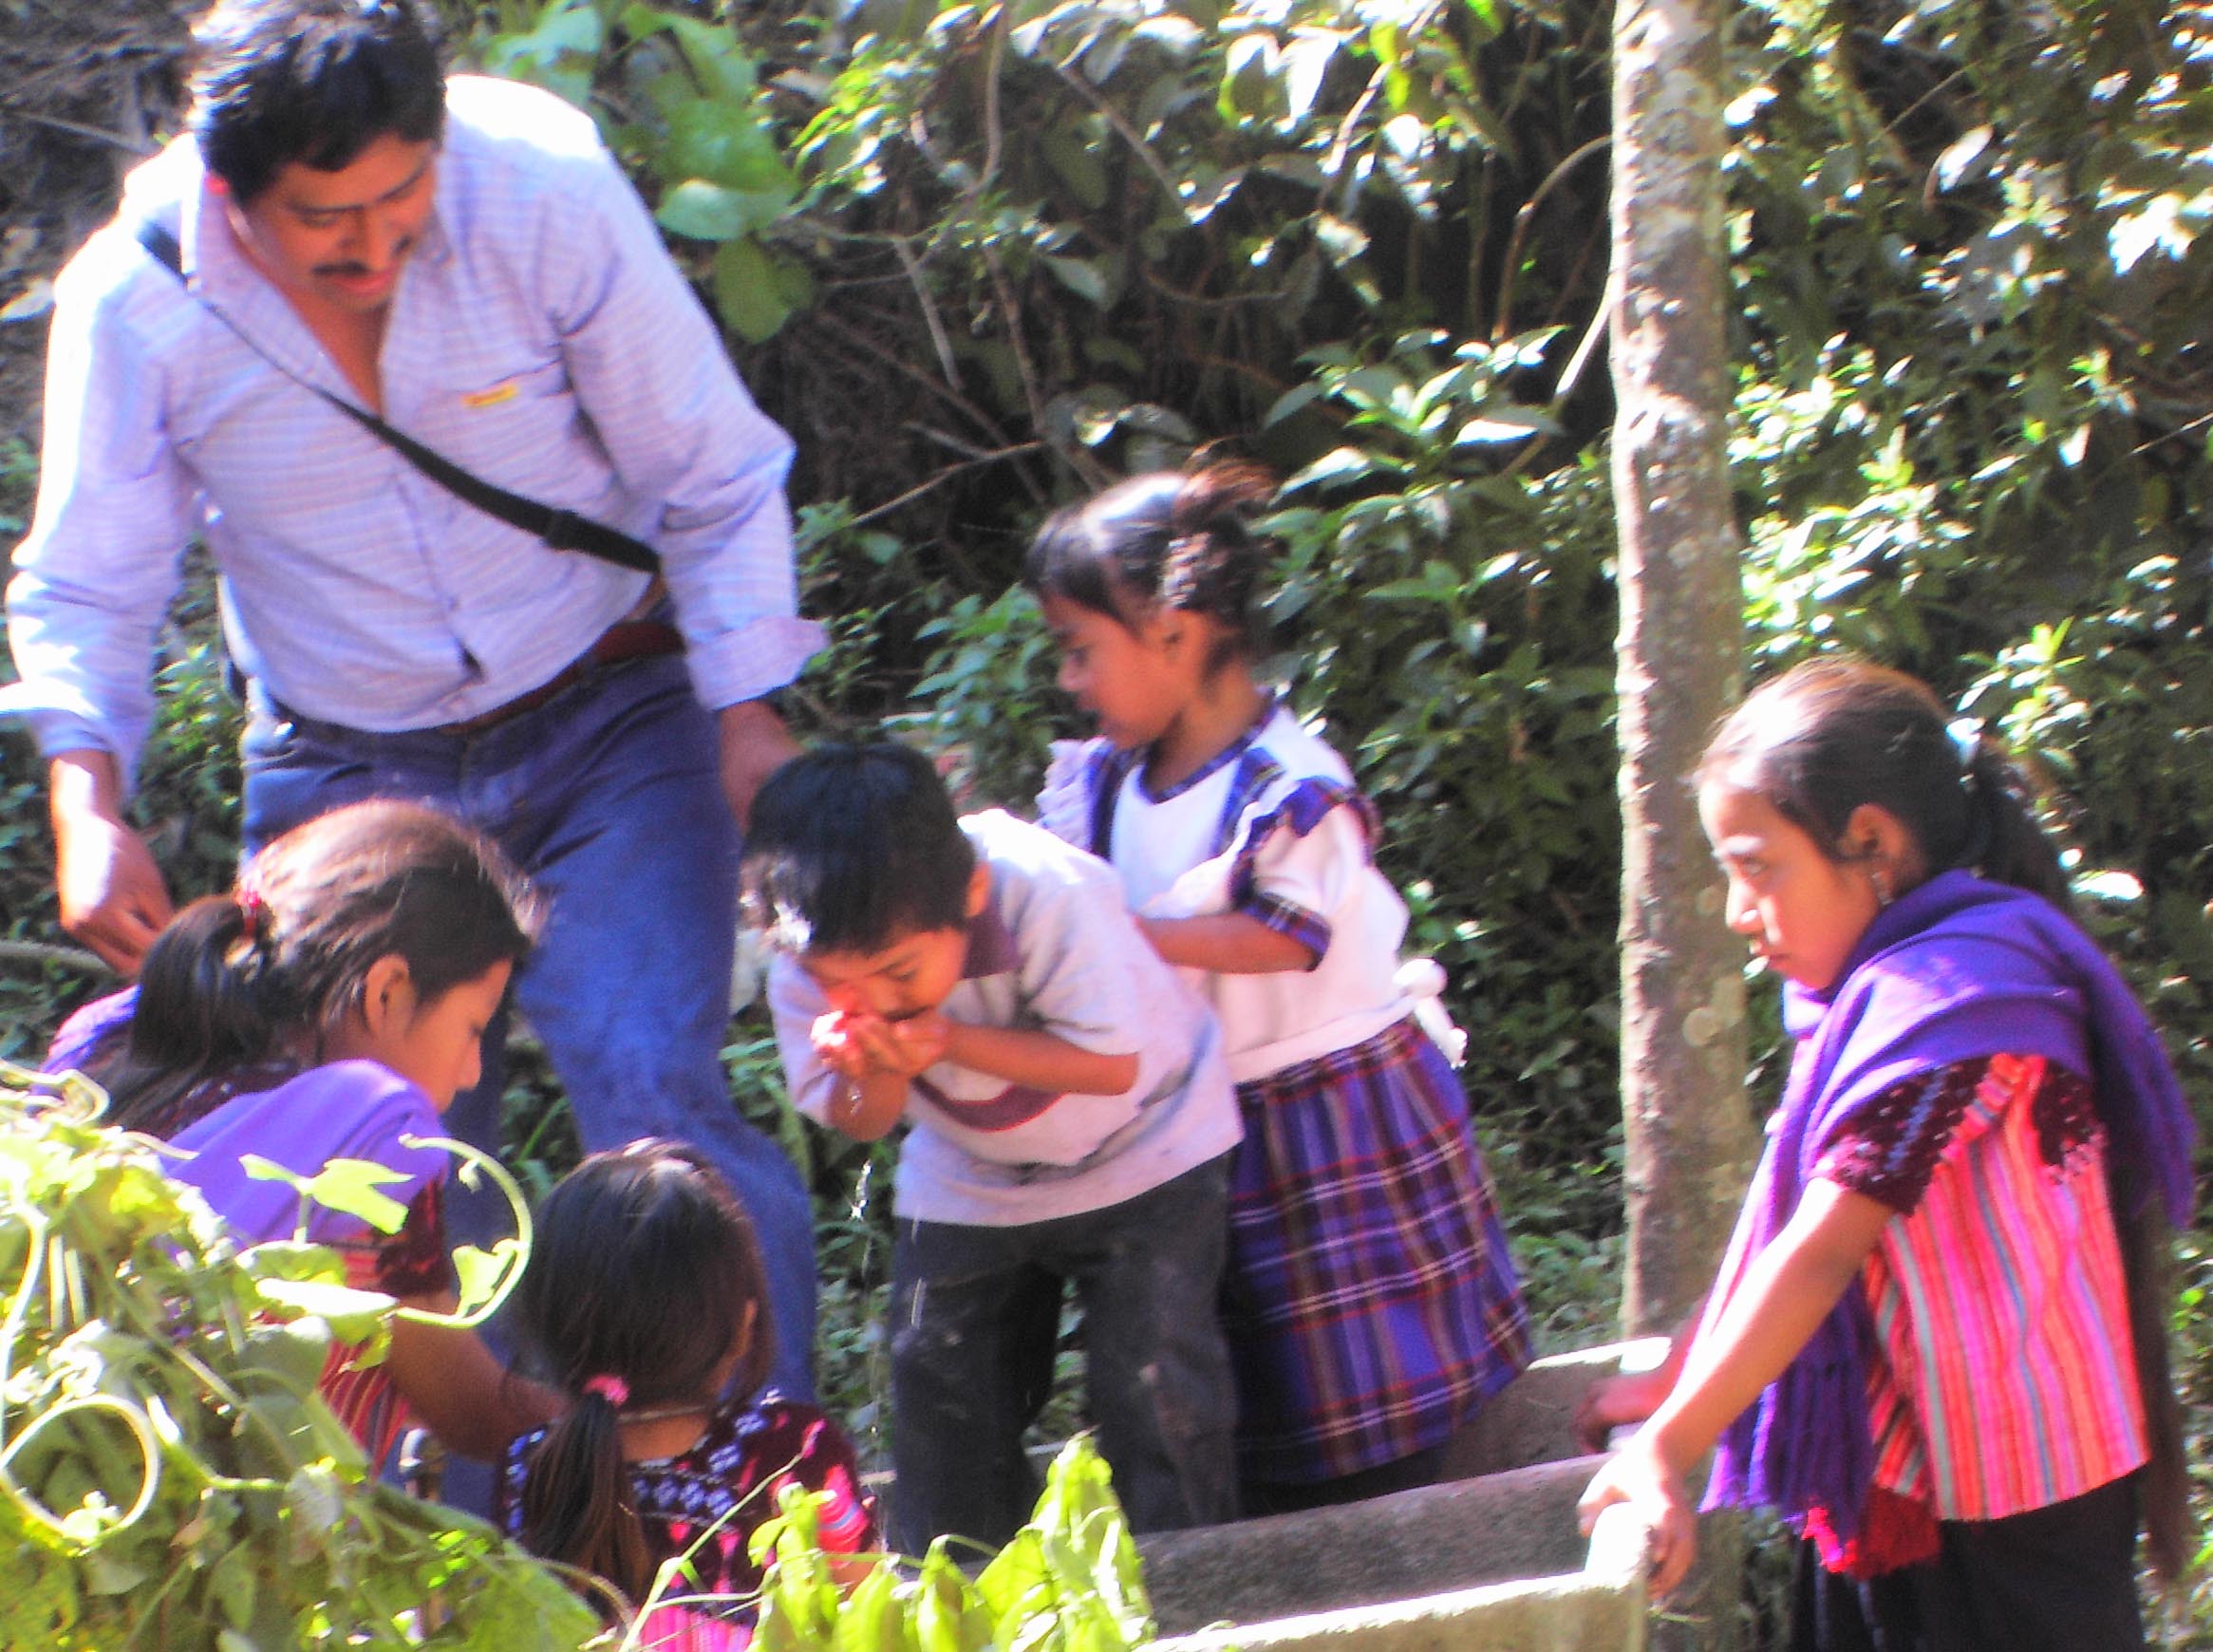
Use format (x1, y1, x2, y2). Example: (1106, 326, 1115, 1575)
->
(886, 1155, 1241, 1553)
(1791, 1475, 2144, 1652)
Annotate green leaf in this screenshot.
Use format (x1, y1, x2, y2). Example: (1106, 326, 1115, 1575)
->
(714, 237, 797, 342)
(1041, 256, 1111, 307)
(252, 1277, 395, 1344)
(658, 178, 794, 241)
(450, 1238, 522, 1317)
(623, 6, 759, 103)
(238, 1239, 346, 1285)
(276, 1155, 415, 1233)
(660, 98, 794, 193)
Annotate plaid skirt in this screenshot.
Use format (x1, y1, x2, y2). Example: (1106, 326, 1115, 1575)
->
(1225, 1015, 1530, 1486)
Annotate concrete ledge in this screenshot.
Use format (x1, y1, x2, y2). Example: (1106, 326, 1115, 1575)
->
(1149, 1507, 1649, 1652)
(1444, 1339, 1673, 1478)
(1133, 1341, 1668, 1651)
(1139, 1454, 1611, 1633)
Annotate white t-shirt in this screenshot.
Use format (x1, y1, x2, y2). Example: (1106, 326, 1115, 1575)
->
(770, 810, 1240, 1226)
(1039, 705, 1418, 1083)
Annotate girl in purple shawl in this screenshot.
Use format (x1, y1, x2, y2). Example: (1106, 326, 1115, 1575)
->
(45, 798, 559, 1465)
(1579, 661, 2193, 1651)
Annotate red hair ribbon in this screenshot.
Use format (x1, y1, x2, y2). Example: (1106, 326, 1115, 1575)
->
(235, 887, 267, 945)
(582, 1374, 630, 1408)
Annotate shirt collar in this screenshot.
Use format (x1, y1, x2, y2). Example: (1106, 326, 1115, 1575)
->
(962, 898, 1020, 979)
(1137, 692, 1284, 803)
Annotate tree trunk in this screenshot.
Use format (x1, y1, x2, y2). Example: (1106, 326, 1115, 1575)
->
(1610, 0, 1759, 1641)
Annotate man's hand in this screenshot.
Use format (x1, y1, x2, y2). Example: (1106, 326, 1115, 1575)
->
(50, 749, 173, 974)
(718, 697, 802, 830)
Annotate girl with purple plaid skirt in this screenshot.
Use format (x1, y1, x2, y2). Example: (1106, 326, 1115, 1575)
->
(1025, 464, 1531, 1512)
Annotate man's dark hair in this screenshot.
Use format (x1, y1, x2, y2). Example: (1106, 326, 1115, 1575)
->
(190, 0, 446, 203)
(741, 742, 978, 955)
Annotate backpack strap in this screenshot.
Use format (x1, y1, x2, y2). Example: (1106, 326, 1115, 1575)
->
(130, 217, 660, 576)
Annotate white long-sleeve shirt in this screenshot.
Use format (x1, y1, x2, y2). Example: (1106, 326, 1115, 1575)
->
(4, 75, 821, 788)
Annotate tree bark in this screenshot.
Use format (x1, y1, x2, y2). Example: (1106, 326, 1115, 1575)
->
(1611, 0, 1759, 1641)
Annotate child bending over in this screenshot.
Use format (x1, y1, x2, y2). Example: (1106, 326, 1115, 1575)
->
(44, 798, 556, 1464)
(744, 742, 1243, 1553)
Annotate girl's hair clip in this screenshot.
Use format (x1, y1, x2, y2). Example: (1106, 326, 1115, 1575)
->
(1945, 716, 1983, 771)
(235, 887, 268, 945)
(582, 1373, 630, 1408)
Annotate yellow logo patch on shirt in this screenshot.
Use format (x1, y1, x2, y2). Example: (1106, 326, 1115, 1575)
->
(460, 380, 519, 409)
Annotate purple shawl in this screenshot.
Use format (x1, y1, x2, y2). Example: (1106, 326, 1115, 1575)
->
(1701, 869, 2195, 1539)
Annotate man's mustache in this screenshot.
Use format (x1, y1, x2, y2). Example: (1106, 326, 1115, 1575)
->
(312, 238, 415, 279)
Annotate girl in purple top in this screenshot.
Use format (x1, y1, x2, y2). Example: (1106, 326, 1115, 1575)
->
(1578, 661, 2192, 1650)
(45, 798, 554, 1465)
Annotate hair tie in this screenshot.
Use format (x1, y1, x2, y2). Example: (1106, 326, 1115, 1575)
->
(1158, 533, 1210, 607)
(1945, 716, 1983, 774)
(582, 1374, 629, 1408)
(235, 887, 267, 946)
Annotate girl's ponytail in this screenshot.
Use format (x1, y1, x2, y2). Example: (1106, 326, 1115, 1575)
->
(516, 1380, 654, 1607)
(1703, 660, 2076, 913)
(106, 892, 286, 1131)
(510, 1141, 775, 1610)
(1956, 734, 2073, 912)
(97, 800, 537, 1132)
(1023, 460, 1282, 664)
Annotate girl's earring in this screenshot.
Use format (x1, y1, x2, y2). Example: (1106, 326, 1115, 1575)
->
(1870, 866, 1893, 910)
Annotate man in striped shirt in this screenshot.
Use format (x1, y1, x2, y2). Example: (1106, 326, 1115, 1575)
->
(3, 0, 821, 1408)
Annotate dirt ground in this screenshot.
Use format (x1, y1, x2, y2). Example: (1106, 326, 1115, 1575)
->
(0, 0, 192, 448)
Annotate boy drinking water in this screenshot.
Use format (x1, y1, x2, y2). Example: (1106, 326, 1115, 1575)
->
(743, 742, 1242, 1552)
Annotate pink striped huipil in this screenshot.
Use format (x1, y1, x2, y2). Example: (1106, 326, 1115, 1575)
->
(1809, 1051, 2144, 1572)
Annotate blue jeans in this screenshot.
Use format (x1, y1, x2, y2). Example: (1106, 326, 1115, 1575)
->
(885, 1154, 1240, 1553)
(238, 655, 816, 1411)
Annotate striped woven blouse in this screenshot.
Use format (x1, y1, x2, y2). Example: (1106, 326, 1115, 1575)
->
(1810, 1051, 2145, 1569)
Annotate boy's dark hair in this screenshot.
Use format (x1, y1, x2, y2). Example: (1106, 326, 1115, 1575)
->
(741, 742, 977, 955)
(514, 1139, 777, 1608)
(190, 0, 446, 203)
(1022, 462, 1278, 666)
(103, 798, 539, 1131)
(1699, 657, 2072, 910)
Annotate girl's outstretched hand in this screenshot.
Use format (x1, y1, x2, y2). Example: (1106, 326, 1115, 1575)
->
(1577, 1432, 1698, 1599)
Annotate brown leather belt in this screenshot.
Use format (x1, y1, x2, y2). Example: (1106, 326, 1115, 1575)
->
(431, 618, 685, 737)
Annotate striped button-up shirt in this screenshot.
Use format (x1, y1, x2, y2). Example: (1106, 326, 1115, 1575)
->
(4, 75, 821, 788)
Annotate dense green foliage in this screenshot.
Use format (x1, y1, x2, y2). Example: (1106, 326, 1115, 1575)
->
(0, 1061, 600, 1650)
(6, 0, 2213, 1636)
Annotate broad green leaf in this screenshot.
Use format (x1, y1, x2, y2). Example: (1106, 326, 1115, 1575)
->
(251, 1277, 394, 1343)
(623, 7, 760, 103)
(715, 237, 797, 342)
(661, 99, 794, 193)
(658, 178, 794, 242)
(1041, 256, 1111, 307)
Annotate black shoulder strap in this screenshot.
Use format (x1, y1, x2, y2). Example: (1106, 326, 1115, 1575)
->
(132, 218, 660, 576)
